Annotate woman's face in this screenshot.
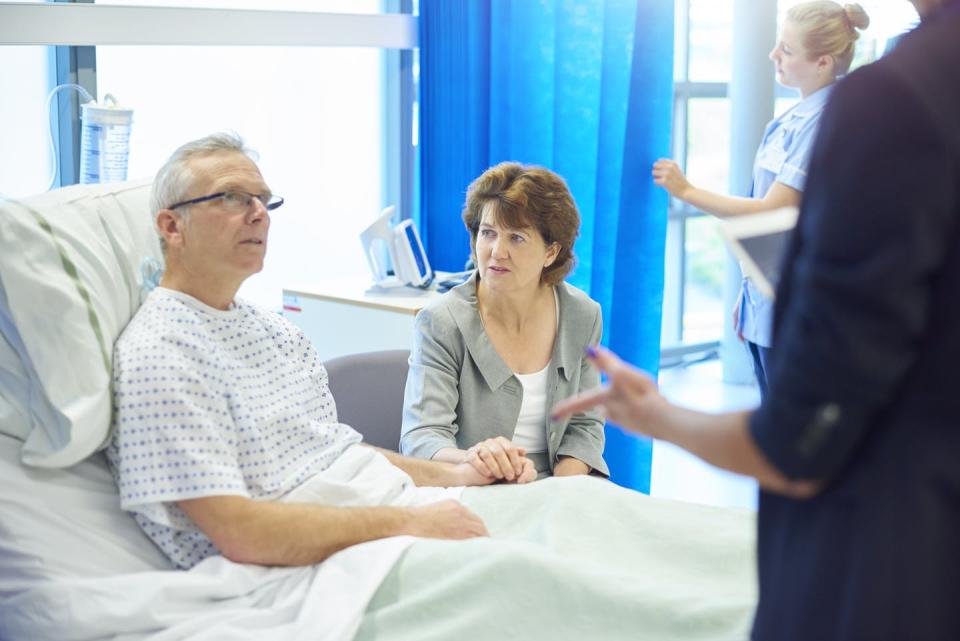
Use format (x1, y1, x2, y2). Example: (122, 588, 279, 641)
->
(769, 21, 831, 90)
(475, 202, 560, 295)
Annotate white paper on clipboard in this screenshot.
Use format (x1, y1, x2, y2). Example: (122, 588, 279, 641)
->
(720, 207, 798, 299)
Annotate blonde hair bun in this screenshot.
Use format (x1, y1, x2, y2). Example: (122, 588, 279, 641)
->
(843, 3, 871, 31)
(786, 1, 871, 75)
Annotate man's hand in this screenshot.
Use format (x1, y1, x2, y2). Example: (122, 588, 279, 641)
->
(454, 455, 537, 486)
(405, 500, 489, 539)
(464, 436, 528, 481)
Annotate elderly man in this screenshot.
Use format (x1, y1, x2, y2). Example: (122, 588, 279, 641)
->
(107, 133, 536, 570)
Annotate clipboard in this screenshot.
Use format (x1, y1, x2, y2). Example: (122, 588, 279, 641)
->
(719, 207, 798, 299)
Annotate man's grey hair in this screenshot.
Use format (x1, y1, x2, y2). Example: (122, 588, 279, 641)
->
(150, 131, 258, 217)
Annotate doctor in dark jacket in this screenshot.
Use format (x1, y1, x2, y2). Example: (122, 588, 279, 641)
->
(554, 1, 960, 639)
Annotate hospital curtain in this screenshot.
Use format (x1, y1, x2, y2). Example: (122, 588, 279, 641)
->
(418, 0, 674, 493)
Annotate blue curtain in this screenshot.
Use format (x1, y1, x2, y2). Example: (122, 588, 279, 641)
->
(419, 0, 674, 493)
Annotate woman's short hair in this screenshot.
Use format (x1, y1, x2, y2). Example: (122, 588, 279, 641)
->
(462, 162, 580, 286)
(788, 1, 871, 76)
(150, 131, 256, 217)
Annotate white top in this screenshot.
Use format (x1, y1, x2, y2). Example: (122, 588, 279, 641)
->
(512, 363, 550, 453)
(509, 288, 559, 454)
(107, 287, 362, 569)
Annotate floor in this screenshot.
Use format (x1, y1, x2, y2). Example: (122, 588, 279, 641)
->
(649, 360, 760, 510)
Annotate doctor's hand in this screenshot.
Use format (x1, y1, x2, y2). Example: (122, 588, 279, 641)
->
(464, 436, 528, 482)
(652, 159, 693, 201)
(551, 346, 669, 439)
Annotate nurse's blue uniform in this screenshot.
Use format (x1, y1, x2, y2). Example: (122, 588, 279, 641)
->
(737, 84, 833, 397)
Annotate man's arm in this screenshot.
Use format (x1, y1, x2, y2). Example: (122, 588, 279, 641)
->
(370, 445, 535, 486)
(178, 495, 487, 567)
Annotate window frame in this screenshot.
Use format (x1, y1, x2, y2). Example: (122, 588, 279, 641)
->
(1, 0, 417, 210)
(660, 0, 727, 364)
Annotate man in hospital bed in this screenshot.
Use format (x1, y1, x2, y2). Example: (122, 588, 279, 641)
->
(106, 132, 542, 571)
(77, 131, 756, 640)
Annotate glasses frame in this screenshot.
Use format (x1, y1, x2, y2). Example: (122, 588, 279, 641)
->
(168, 191, 284, 212)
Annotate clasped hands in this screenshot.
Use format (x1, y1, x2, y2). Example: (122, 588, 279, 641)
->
(462, 436, 537, 484)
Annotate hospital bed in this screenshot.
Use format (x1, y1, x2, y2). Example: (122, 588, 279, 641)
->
(0, 181, 758, 640)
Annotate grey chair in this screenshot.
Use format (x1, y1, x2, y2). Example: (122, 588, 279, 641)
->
(324, 349, 410, 452)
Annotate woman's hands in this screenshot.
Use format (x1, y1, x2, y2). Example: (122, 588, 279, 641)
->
(453, 456, 536, 487)
(464, 436, 536, 483)
(652, 159, 693, 200)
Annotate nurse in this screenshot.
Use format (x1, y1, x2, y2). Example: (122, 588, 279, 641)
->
(652, 1, 870, 396)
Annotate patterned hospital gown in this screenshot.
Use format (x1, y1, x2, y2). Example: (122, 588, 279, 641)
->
(106, 287, 362, 569)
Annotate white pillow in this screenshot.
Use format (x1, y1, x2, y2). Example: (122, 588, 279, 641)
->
(0, 180, 160, 467)
(0, 284, 69, 446)
(0, 328, 31, 442)
(0, 432, 170, 590)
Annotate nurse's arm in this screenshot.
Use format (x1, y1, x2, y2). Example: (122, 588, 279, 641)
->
(683, 180, 800, 217)
(680, 181, 801, 218)
(652, 157, 801, 217)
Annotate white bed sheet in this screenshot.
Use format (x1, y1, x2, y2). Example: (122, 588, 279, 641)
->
(1, 435, 757, 641)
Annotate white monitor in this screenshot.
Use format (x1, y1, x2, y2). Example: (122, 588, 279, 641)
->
(359, 206, 434, 290)
(720, 207, 798, 299)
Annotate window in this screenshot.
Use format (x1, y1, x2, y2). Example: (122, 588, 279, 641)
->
(0, 44, 55, 198)
(2, 0, 416, 311)
(687, 0, 733, 83)
(661, 0, 732, 355)
(92, 0, 386, 11)
(0, 0, 55, 198)
(96, 41, 385, 307)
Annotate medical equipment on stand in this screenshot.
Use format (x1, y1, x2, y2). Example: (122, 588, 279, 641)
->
(79, 95, 133, 184)
(360, 206, 434, 293)
(44, 85, 133, 190)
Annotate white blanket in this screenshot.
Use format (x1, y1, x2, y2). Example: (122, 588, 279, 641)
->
(1, 440, 756, 640)
(0, 444, 460, 641)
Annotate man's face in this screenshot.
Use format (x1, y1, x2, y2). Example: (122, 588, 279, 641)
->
(173, 151, 272, 286)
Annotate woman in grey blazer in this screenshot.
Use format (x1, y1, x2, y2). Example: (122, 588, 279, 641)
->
(400, 162, 608, 480)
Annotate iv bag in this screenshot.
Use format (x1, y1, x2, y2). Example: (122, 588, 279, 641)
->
(79, 94, 133, 184)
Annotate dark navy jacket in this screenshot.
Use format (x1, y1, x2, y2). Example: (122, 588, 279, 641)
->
(748, 4, 960, 640)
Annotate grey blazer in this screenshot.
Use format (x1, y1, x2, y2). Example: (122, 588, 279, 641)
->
(400, 276, 608, 476)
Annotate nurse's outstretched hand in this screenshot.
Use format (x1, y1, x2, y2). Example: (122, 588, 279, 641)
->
(551, 346, 668, 438)
(652, 158, 692, 200)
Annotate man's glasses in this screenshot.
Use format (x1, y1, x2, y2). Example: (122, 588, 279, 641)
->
(168, 191, 284, 213)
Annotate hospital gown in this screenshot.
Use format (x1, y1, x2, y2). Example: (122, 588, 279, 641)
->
(106, 287, 361, 569)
